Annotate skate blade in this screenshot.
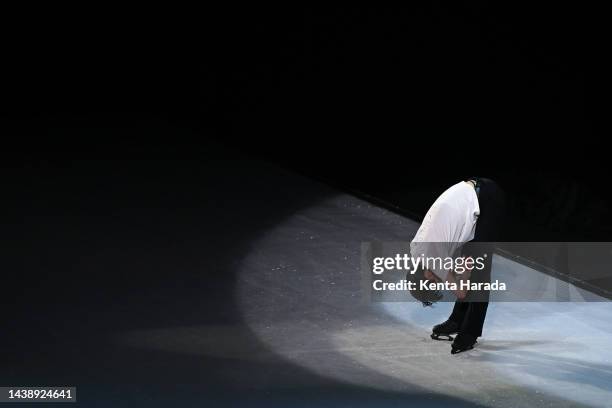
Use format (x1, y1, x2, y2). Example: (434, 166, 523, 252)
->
(431, 333, 455, 341)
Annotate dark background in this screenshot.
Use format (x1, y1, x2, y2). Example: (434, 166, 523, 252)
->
(1, 4, 605, 239)
(0, 5, 608, 404)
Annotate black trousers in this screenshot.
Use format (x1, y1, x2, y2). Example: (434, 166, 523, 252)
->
(448, 178, 506, 337)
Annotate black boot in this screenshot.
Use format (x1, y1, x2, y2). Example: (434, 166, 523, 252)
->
(431, 319, 459, 341)
(451, 332, 477, 354)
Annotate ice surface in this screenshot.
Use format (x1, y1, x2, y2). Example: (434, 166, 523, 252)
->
(238, 193, 612, 408)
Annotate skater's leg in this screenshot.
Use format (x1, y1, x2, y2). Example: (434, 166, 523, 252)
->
(456, 251, 491, 338)
(440, 298, 487, 342)
(460, 301, 489, 338)
(451, 270, 490, 351)
(451, 301, 488, 354)
(448, 301, 469, 323)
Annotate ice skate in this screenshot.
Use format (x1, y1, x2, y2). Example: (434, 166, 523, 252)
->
(430, 319, 459, 341)
(451, 333, 477, 354)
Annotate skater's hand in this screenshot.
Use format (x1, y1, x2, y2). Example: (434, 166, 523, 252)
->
(455, 288, 468, 300)
(452, 259, 475, 300)
(424, 269, 441, 283)
(446, 269, 469, 300)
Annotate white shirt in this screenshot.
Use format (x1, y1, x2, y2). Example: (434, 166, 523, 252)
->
(410, 181, 480, 277)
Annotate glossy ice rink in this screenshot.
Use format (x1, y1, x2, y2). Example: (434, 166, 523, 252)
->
(18, 156, 609, 407)
(237, 191, 612, 407)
